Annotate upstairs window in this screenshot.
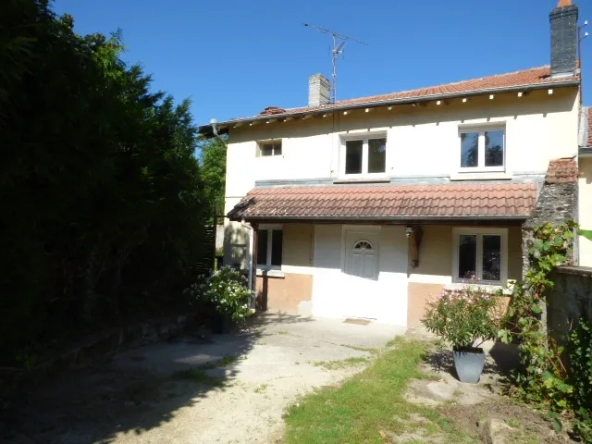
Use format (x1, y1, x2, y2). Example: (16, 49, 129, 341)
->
(258, 140, 282, 157)
(257, 228, 283, 269)
(459, 126, 505, 171)
(343, 137, 386, 176)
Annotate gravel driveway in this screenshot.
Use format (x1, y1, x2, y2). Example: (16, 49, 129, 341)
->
(7, 314, 404, 444)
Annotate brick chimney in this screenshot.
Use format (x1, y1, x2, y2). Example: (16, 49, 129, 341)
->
(309, 74, 330, 107)
(550, 0, 579, 78)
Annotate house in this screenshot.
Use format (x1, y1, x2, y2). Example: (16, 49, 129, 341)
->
(199, 0, 586, 326)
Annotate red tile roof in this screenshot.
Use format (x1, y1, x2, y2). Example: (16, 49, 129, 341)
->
(228, 183, 538, 221)
(213, 66, 579, 126)
(546, 158, 578, 183)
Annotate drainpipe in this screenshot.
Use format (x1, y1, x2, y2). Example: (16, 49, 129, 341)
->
(241, 218, 255, 307)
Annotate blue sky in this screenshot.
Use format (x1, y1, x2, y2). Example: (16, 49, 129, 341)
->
(53, 0, 591, 127)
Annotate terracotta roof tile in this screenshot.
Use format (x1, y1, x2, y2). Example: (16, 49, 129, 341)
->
(228, 183, 538, 221)
(546, 158, 578, 183)
(221, 66, 578, 125)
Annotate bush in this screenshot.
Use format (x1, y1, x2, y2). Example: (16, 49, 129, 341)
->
(567, 319, 592, 442)
(186, 267, 254, 324)
(422, 286, 504, 350)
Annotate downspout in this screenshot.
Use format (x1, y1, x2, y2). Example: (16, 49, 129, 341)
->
(241, 218, 255, 307)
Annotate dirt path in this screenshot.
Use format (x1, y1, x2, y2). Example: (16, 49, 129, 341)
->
(4, 315, 404, 444)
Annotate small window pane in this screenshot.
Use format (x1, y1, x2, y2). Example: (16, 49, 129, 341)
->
(345, 140, 363, 174)
(482, 235, 501, 281)
(354, 241, 372, 250)
(274, 142, 282, 156)
(458, 235, 477, 279)
(257, 230, 268, 265)
(460, 132, 479, 168)
(271, 230, 283, 266)
(368, 138, 386, 173)
(485, 131, 504, 167)
(261, 144, 273, 157)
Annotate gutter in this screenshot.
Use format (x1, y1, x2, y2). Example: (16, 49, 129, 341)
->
(198, 79, 581, 136)
(228, 215, 531, 223)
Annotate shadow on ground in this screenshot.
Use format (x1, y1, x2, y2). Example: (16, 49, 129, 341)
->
(1, 313, 312, 444)
(423, 341, 520, 382)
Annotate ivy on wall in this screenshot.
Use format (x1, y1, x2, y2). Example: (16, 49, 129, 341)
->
(498, 221, 592, 441)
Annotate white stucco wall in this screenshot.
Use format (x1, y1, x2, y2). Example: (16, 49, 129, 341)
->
(311, 224, 408, 325)
(222, 88, 579, 268)
(224, 88, 579, 204)
(579, 158, 592, 266)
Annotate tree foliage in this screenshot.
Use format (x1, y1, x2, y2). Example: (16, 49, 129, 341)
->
(198, 136, 227, 221)
(1, 0, 209, 364)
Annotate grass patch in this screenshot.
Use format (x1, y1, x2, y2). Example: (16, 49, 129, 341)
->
(314, 356, 369, 370)
(284, 339, 474, 444)
(340, 344, 379, 354)
(173, 368, 223, 387)
(218, 355, 240, 367)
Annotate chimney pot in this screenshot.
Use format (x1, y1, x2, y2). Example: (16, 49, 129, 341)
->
(308, 74, 331, 107)
(550, 1, 579, 78)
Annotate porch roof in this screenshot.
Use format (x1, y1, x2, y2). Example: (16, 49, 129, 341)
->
(227, 182, 539, 222)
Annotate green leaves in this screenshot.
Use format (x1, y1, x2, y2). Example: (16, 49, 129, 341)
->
(1, 1, 209, 364)
(421, 287, 505, 349)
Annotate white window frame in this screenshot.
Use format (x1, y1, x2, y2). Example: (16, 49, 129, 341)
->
(458, 124, 506, 173)
(452, 227, 508, 285)
(257, 224, 283, 271)
(339, 133, 387, 178)
(257, 140, 282, 157)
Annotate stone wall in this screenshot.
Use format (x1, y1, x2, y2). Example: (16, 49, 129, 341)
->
(522, 180, 578, 277)
(548, 266, 592, 344)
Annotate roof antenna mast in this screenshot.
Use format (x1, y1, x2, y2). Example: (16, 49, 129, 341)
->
(303, 23, 367, 103)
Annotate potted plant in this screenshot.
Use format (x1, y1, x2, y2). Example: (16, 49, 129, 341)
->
(422, 286, 503, 383)
(186, 267, 255, 333)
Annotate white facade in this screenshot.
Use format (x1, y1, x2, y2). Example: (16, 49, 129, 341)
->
(221, 85, 581, 326)
(311, 225, 408, 325)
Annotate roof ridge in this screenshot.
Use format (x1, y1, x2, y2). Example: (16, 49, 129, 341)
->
(282, 65, 552, 112)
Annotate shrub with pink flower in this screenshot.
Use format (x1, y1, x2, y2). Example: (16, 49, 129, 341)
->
(422, 286, 504, 350)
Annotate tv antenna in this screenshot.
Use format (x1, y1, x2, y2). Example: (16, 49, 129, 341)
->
(304, 23, 367, 103)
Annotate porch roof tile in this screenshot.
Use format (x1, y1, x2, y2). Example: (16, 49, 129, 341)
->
(227, 182, 539, 222)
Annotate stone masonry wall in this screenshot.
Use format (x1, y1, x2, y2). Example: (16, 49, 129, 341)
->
(521, 181, 578, 278)
(548, 266, 592, 344)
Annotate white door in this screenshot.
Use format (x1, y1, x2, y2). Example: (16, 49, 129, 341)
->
(342, 230, 381, 319)
(347, 239, 377, 279)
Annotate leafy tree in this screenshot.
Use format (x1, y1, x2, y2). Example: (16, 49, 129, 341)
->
(199, 136, 227, 221)
(0, 0, 210, 364)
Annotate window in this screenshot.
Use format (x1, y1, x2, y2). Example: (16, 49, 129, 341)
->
(257, 228, 283, 269)
(453, 228, 507, 284)
(343, 137, 386, 176)
(459, 127, 505, 171)
(258, 140, 282, 157)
